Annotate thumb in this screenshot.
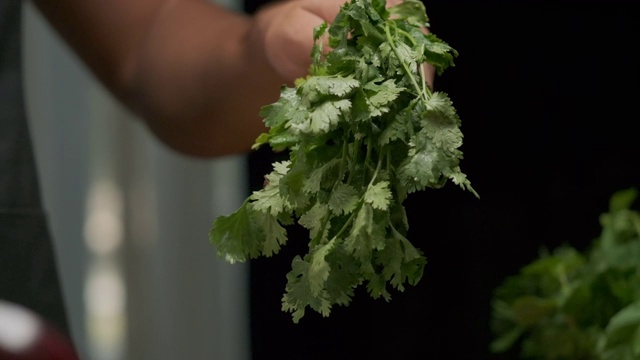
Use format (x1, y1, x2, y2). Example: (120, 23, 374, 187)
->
(253, 0, 344, 82)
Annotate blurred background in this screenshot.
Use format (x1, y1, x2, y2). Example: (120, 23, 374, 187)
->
(21, 0, 640, 359)
(23, 0, 250, 359)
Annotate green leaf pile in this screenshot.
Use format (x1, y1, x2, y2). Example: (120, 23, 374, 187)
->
(210, 0, 476, 323)
(490, 187, 640, 359)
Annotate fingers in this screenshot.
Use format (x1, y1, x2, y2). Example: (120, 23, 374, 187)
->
(255, 1, 325, 81)
(256, 0, 435, 87)
(304, 0, 436, 90)
(299, 0, 346, 23)
(257, 0, 344, 80)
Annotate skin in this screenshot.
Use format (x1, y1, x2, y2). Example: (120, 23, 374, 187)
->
(33, 0, 430, 157)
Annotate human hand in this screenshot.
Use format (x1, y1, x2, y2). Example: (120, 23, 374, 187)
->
(249, 0, 433, 87)
(249, 0, 346, 82)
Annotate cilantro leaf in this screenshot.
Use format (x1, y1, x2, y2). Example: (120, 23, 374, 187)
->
(490, 188, 640, 359)
(209, 201, 265, 263)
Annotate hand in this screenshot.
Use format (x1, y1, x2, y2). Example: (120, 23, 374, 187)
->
(249, 0, 346, 82)
(249, 0, 433, 86)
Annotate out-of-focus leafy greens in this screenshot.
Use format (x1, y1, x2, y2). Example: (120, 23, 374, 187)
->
(490, 187, 640, 359)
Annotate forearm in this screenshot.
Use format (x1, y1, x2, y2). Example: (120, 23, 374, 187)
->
(34, 0, 285, 156)
(122, 3, 287, 156)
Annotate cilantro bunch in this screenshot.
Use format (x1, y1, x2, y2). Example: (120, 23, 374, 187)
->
(490, 188, 640, 359)
(210, 0, 476, 322)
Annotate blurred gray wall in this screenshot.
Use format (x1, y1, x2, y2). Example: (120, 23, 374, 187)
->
(22, 0, 251, 359)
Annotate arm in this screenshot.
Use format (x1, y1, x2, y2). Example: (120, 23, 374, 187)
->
(32, 0, 346, 157)
(32, 0, 428, 157)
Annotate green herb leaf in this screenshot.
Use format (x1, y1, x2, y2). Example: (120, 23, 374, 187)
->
(490, 187, 640, 359)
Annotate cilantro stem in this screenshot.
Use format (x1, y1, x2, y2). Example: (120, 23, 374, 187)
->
(395, 27, 433, 96)
(384, 22, 428, 103)
(310, 136, 351, 247)
(328, 139, 384, 246)
(328, 206, 357, 244)
(419, 62, 431, 96)
(311, 209, 331, 247)
(338, 132, 350, 181)
(363, 135, 373, 187)
(347, 122, 362, 185)
(397, 28, 417, 46)
(368, 145, 383, 188)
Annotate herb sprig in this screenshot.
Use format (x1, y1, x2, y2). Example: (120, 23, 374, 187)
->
(210, 0, 477, 322)
(490, 188, 640, 359)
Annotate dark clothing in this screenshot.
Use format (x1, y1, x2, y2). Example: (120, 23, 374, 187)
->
(0, 0, 71, 336)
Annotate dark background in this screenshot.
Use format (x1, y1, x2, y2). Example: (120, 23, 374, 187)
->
(244, 1, 639, 359)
